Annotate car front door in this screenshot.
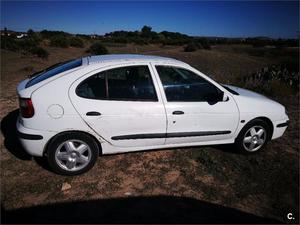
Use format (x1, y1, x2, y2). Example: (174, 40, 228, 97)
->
(152, 64, 239, 145)
(69, 63, 167, 148)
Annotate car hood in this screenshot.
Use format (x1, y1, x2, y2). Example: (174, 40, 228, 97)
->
(223, 84, 269, 100)
(223, 84, 286, 116)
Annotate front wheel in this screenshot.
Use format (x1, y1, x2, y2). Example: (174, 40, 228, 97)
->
(235, 119, 271, 153)
(46, 132, 99, 175)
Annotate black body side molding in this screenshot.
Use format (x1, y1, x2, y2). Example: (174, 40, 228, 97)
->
(17, 131, 43, 140)
(111, 130, 231, 140)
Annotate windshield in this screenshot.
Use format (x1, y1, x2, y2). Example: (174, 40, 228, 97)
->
(222, 85, 239, 95)
(26, 58, 82, 88)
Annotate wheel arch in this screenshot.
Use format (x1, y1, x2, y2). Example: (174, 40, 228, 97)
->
(238, 116, 274, 141)
(255, 116, 274, 140)
(43, 130, 103, 156)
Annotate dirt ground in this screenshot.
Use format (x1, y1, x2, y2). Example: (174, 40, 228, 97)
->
(1, 44, 299, 223)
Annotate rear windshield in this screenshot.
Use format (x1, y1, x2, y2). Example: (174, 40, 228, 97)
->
(26, 58, 82, 88)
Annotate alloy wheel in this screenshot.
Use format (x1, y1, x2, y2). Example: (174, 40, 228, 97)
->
(54, 139, 92, 171)
(243, 125, 266, 152)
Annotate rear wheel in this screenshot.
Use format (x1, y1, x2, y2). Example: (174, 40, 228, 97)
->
(47, 132, 99, 175)
(235, 119, 270, 153)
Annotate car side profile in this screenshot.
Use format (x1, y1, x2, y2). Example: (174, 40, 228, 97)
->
(16, 54, 289, 175)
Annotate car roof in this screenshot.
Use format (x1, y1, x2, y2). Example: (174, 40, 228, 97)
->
(82, 54, 188, 66)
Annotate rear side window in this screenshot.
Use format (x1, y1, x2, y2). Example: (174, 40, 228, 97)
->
(26, 59, 82, 88)
(76, 65, 158, 101)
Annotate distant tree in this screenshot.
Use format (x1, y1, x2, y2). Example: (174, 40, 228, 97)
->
(40, 30, 70, 39)
(141, 25, 152, 38)
(27, 29, 35, 36)
(141, 25, 152, 34)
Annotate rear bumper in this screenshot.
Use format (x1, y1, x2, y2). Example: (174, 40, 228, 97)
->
(272, 119, 289, 140)
(17, 130, 43, 140)
(16, 117, 56, 157)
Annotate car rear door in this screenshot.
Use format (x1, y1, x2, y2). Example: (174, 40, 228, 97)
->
(69, 63, 167, 148)
(152, 64, 239, 145)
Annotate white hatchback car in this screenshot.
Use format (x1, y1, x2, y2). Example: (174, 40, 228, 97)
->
(17, 54, 289, 175)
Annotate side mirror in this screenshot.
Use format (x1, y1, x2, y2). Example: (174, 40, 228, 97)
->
(222, 92, 229, 102)
(206, 91, 229, 104)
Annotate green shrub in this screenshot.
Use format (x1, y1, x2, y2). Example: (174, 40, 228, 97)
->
(113, 37, 128, 44)
(50, 36, 69, 48)
(1, 36, 41, 52)
(88, 42, 108, 55)
(19, 38, 39, 50)
(201, 40, 211, 50)
(1, 36, 19, 51)
(69, 37, 84, 48)
(29, 47, 49, 59)
(133, 38, 148, 45)
(195, 38, 211, 50)
(184, 42, 198, 52)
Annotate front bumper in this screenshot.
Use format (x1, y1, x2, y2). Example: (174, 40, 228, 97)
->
(16, 117, 56, 157)
(272, 119, 289, 140)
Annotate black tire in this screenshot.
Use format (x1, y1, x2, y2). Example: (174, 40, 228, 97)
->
(235, 119, 271, 154)
(46, 132, 99, 176)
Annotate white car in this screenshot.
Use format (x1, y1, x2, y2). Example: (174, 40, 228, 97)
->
(16, 54, 289, 175)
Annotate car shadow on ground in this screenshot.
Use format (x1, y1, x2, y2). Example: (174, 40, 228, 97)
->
(1, 195, 281, 224)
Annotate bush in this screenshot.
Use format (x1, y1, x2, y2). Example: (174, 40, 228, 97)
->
(69, 37, 84, 48)
(88, 42, 108, 55)
(201, 41, 211, 50)
(184, 42, 198, 52)
(50, 36, 69, 48)
(133, 38, 148, 45)
(1, 36, 19, 51)
(195, 38, 211, 50)
(18, 38, 39, 50)
(113, 37, 128, 44)
(29, 47, 49, 59)
(242, 65, 299, 96)
(1, 36, 41, 53)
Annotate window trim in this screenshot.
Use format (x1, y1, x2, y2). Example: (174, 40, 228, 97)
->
(75, 64, 159, 102)
(154, 65, 223, 103)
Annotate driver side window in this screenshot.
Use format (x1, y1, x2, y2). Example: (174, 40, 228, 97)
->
(155, 66, 220, 102)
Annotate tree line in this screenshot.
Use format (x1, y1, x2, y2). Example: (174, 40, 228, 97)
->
(1, 25, 298, 58)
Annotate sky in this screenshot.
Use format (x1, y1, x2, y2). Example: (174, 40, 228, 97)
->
(1, 1, 299, 38)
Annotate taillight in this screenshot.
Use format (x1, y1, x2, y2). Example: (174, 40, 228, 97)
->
(19, 98, 34, 118)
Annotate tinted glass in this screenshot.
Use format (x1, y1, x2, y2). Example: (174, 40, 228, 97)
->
(76, 73, 106, 99)
(26, 59, 82, 88)
(76, 66, 157, 101)
(156, 66, 220, 102)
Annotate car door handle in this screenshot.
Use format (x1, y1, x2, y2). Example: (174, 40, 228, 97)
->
(172, 111, 184, 115)
(86, 111, 101, 116)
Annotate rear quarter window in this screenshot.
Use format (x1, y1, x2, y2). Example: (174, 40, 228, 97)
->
(26, 59, 82, 88)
